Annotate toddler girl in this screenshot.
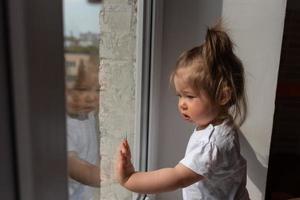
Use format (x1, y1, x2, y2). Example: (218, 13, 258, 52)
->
(116, 22, 249, 200)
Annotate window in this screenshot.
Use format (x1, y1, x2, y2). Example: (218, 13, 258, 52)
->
(63, 0, 101, 199)
(63, 0, 151, 199)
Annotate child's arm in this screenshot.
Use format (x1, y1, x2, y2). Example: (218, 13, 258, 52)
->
(115, 140, 203, 194)
(68, 152, 100, 187)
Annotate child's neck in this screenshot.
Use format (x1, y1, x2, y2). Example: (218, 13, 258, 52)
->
(68, 112, 88, 120)
(196, 117, 225, 131)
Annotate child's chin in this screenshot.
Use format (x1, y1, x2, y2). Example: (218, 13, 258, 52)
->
(81, 108, 95, 113)
(187, 119, 194, 123)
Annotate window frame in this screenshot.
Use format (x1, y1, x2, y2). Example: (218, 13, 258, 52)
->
(4, 0, 68, 199)
(134, 0, 163, 199)
(0, 1, 17, 199)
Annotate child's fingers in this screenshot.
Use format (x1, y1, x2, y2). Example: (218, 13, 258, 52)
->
(124, 140, 132, 159)
(118, 141, 124, 151)
(123, 140, 130, 154)
(118, 140, 131, 165)
(120, 143, 126, 154)
(117, 143, 127, 163)
(120, 141, 129, 156)
(117, 150, 128, 174)
(118, 140, 127, 154)
(119, 151, 126, 166)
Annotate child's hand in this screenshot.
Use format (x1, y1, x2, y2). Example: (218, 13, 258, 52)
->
(115, 139, 135, 186)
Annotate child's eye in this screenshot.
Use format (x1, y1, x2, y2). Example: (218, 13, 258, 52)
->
(186, 95, 195, 99)
(75, 87, 88, 91)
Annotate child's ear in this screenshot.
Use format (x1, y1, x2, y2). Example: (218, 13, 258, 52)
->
(219, 86, 231, 106)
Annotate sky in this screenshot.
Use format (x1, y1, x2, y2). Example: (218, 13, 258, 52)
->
(63, 0, 101, 36)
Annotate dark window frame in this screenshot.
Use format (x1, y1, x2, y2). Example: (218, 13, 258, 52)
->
(2, 0, 68, 199)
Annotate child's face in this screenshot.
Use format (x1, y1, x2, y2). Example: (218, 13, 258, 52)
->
(66, 71, 100, 116)
(174, 68, 219, 128)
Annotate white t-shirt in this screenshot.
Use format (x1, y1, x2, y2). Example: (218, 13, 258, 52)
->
(67, 112, 99, 200)
(180, 120, 249, 200)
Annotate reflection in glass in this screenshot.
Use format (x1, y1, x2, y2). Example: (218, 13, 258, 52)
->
(63, 0, 101, 199)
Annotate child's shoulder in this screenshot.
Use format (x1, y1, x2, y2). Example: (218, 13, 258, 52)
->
(210, 120, 239, 150)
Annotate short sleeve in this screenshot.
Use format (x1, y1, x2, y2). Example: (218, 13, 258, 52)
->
(180, 142, 220, 178)
(66, 117, 81, 153)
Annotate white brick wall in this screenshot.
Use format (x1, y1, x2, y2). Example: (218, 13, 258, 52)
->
(99, 0, 137, 199)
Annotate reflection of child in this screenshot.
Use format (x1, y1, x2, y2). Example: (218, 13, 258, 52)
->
(66, 61, 100, 200)
(116, 22, 249, 199)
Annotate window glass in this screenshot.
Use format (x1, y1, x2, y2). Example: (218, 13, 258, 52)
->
(63, 0, 101, 199)
(63, 0, 139, 199)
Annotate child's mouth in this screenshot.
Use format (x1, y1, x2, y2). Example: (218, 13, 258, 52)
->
(80, 106, 95, 113)
(182, 113, 191, 120)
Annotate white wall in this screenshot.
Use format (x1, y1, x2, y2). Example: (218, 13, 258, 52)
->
(222, 0, 287, 199)
(151, 0, 287, 199)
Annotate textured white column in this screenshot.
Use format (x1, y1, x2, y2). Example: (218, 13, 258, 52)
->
(99, 0, 137, 199)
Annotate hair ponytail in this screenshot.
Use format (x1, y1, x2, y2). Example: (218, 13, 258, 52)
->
(203, 22, 234, 75)
(202, 22, 247, 125)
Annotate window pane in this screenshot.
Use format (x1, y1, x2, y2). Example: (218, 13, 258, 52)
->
(63, 0, 140, 199)
(63, 0, 101, 199)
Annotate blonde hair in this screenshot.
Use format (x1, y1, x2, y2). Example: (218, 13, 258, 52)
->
(170, 22, 247, 125)
(74, 57, 99, 89)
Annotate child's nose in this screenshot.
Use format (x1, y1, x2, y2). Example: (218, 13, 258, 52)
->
(178, 99, 187, 110)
